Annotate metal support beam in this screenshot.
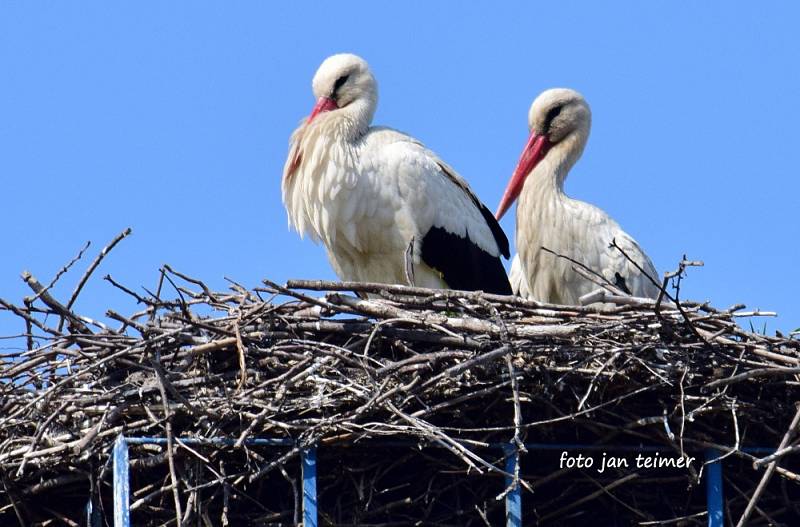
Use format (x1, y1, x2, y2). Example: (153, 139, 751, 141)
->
(503, 444, 522, 527)
(301, 447, 318, 527)
(112, 436, 130, 527)
(100, 436, 767, 526)
(705, 448, 724, 527)
(110, 436, 295, 526)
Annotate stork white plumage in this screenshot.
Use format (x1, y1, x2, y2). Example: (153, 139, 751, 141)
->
(496, 88, 659, 304)
(283, 54, 512, 294)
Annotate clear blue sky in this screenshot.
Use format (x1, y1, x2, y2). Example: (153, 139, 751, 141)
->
(1, 2, 798, 338)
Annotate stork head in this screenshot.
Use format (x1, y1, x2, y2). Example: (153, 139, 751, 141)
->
(307, 53, 378, 126)
(495, 88, 591, 220)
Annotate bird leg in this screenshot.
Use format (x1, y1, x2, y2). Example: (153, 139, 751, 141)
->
(404, 237, 416, 287)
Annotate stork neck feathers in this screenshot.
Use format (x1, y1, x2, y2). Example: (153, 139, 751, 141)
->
(314, 94, 376, 143)
(527, 127, 589, 197)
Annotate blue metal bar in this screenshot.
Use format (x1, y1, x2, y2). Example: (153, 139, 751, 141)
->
(523, 443, 777, 454)
(270, 438, 782, 455)
(106, 435, 786, 526)
(705, 449, 724, 527)
(125, 436, 293, 447)
(502, 444, 522, 527)
(518, 442, 668, 452)
(301, 447, 318, 527)
(113, 436, 130, 527)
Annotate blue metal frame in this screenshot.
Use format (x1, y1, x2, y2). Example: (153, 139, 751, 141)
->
(301, 447, 318, 527)
(705, 449, 724, 527)
(112, 436, 130, 527)
(502, 444, 522, 527)
(109, 436, 298, 527)
(103, 435, 785, 527)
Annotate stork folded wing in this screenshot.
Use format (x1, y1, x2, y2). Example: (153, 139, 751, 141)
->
(421, 225, 512, 295)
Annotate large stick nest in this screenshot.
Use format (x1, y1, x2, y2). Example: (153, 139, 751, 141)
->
(1, 236, 800, 525)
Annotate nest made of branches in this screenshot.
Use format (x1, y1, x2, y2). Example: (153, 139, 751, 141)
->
(1, 232, 800, 526)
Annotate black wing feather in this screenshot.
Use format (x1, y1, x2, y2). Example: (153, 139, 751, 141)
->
(421, 226, 512, 295)
(436, 162, 510, 258)
(614, 272, 632, 295)
(477, 202, 509, 258)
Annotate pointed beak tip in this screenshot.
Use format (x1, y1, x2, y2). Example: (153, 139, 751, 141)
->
(495, 132, 550, 222)
(307, 96, 338, 124)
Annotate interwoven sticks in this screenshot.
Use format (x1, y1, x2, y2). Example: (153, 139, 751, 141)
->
(1, 236, 799, 525)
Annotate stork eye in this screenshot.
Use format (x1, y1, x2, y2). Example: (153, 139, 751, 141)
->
(333, 74, 350, 94)
(544, 105, 563, 130)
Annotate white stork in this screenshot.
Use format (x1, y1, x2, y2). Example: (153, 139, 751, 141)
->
(496, 88, 659, 304)
(282, 54, 512, 294)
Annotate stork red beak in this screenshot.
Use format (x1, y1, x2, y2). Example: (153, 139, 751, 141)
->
(495, 131, 552, 220)
(307, 96, 338, 123)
